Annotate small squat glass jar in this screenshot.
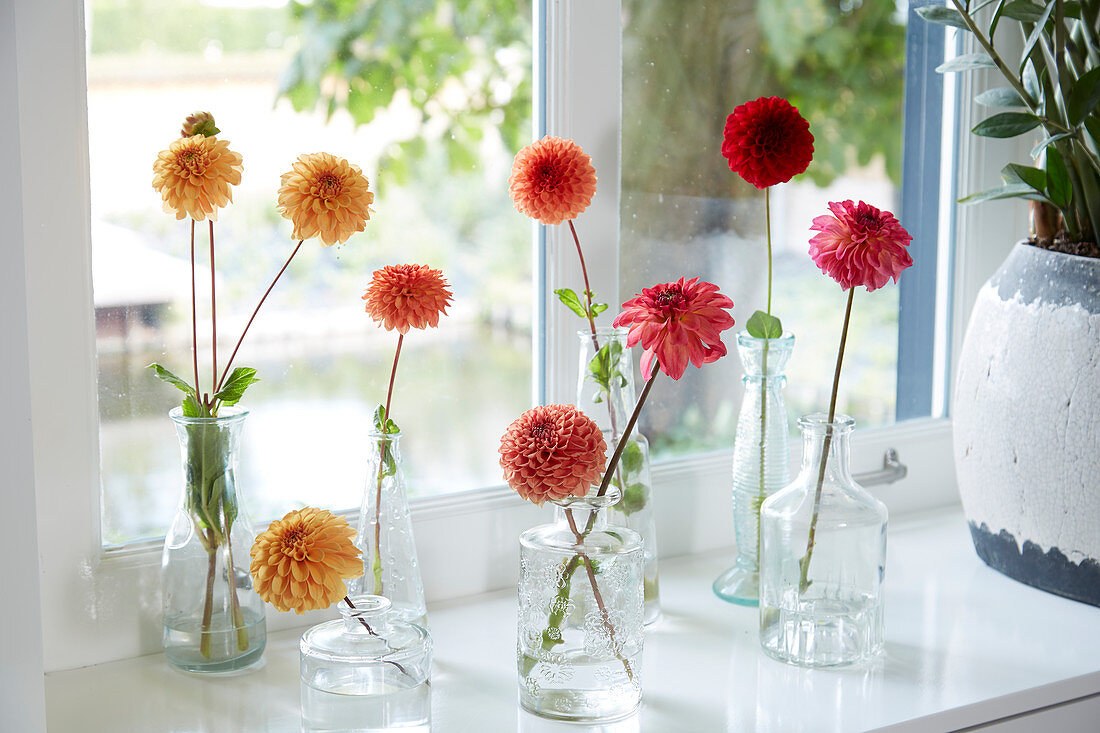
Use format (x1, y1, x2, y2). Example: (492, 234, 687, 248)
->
(759, 414, 887, 667)
(300, 595, 432, 732)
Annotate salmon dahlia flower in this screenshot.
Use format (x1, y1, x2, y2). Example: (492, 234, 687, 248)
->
(277, 152, 374, 246)
(499, 404, 607, 506)
(250, 507, 363, 614)
(362, 264, 453, 333)
(152, 134, 243, 221)
(809, 200, 913, 292)
(613, 277, 736, 381)
(509, 136, 597, 225)
(721, 96, 814, 189)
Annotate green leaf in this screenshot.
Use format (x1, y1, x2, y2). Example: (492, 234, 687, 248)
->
(959, 182, 1053, 204)
(1002, 163, 1047, 192)
(554, 288, 588, 319)
(975, 86, 1027, 109)
(915, 6, 969, 29)
(590, 302, 609, 317)
(1019, 1, 1056, 69)
(182, 394, 204, 418)
(745, 310, 783, 339)
(621, 440, 644, 475)
(212, 367, 259, 407)
(937, 53, 996, 73)
(1000, 0, 1048, 22)
(1067, 67, 1100, 126)
(588, 339, 627, 395)
(972, 112, 1041, 138)
(372, 405, 400, 435)
(1085, 117, 1100, 148)
(147, 363, 197, 398)
(619, 482, 650, 515)
(1044, 147, 1072, 208)
(1031, 132, 1078, 159)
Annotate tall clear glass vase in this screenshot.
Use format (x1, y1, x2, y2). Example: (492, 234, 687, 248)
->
(759, 414, 887, 667)
(162, 405, 266, 672)
(714, 331, 794, 605)
(517, 486, 645, 722)
(350, 430, 427, 626)
(576, 327, 660, 624)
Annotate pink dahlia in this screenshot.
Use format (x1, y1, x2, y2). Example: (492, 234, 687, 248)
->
(721, 96, 814, 189)
(809, 200, 914, 292)
(612, 277, 736, 381)
(499, 404, 607, 506)
(509, 136, 597, 225)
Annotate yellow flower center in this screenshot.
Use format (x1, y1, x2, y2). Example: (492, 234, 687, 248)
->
(281, 525, 310, 560)
(312, 172, 344, 200)
(175, 148, 209, 177)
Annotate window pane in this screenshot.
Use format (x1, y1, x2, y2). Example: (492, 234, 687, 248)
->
(620, 1, 912, 458)
(89, 0, 533, 545)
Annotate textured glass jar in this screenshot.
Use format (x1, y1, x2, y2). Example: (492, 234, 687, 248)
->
(350, 430, 427, 626)
(518, 487, 645, 722)
(714, 332, 794, 606)
(300, 595, 432, 732)
(162, 406, 266, 672)
(576, 327, 659, 624)
(759, 414, 887, 667)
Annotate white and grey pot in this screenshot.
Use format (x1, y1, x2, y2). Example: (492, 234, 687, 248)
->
(954, 242, 1100, 606)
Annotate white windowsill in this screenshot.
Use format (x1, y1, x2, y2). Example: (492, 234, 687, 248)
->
(44, 508, 1100, 732)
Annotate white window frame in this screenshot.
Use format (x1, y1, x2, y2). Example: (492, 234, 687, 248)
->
(10, 0, 1013, 674)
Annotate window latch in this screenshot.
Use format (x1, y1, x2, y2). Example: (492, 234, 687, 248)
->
(854, 448, 907, 487)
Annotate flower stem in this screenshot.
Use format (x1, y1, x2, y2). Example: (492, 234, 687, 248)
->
(216, 239, 304, 392)
(208, 221, 218, 411)
(200, 528, 217, 659)
(798, 287, 855, 592)
(765, 187, 773, 315)
(222, 508, 249, 652)
(343, 596, 413, 678)
(190, 220, 201, 406)
(757, 185, 774, 568)
(373, 334, 404, 595)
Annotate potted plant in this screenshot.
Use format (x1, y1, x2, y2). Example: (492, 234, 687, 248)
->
(920, 1, 1100, 606)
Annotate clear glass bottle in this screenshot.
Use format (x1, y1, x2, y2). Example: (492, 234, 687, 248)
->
(350, 430, 427, 626)
(517, 486, 645, 722)
(576, 327, 660, 624)
(300, 595, 432, 732)
(162, 405, 266, 672)
(759, 414, 887, 667)
(713, 331, 794, 606)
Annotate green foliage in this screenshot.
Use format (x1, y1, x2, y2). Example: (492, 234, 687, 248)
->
(587, 340, 628, 403)
(148, 362, 259, 416)
(745, 310, 783, 339)
(213, 367, 260, 407)
(277, 0, 532, 189)
(373, 405, 401, 478)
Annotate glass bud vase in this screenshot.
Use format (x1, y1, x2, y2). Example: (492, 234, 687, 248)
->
(350, 430, 427, 626)
(300, 595, 432, 732)
(162, 406, 266, 672)
(759, 414, 887, 667)
(714, 331, 795, 606)
(576, 327, 660, 625)
(517, 487, 645, 722)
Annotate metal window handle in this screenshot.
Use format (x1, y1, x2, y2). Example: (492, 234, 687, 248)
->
(853, 449, 907, 487)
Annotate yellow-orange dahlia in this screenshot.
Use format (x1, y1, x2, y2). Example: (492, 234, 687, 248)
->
(152, 134, 243, 221)
(249, 507, 363, 614)
(509, 136, 597, 225)
(362, 263, 453, 333)
(277, 152, 374, 246)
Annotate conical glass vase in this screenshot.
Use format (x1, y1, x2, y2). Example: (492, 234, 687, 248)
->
(759, 414, 887, 668)
(576, 327, 660, 625)
(714, 331, 794, 606)
(517, 485, 645, 722)
(162, 405, 266, 673)
(350, 430, 427, 627)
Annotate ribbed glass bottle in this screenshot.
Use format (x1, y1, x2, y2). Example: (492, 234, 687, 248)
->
(713, 332, 794, 606)
(576, 327, 660, 624)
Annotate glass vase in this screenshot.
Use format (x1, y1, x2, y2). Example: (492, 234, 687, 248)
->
(759, 414, 887, 667)
(713, 331, 794, 606)
(576, 327, 660, 625)
(300, 595, 432, 732)
(350, 430, 427, 626)
(162, 405, 266, 672)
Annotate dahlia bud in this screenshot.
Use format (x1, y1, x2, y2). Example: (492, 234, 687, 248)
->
(181, 111, 220, 138)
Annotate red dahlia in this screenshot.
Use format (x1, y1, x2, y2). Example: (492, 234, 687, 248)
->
(721, 96, 814, 189)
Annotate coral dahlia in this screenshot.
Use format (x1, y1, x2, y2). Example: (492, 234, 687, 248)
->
(809, 200, 914, 292)
(152, 134, 243, 221)
(509, 136, 597, 225)
(613, 277, 736, 381)
(499, 404, 607, 506)
(277, 152, 374, 246)
(721, 96, 814, 189)
(250, 507, 363, 614)
(362, 264, 453, 333)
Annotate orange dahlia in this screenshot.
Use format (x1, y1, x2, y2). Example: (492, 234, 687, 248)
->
(152, 134, 243, 221)
(277, 152, 374, 246)
(362, 263, 453, 333)
(509, 136, 597, 225)
(249, 507, 363, 615)
(499, 404, 607, 506)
